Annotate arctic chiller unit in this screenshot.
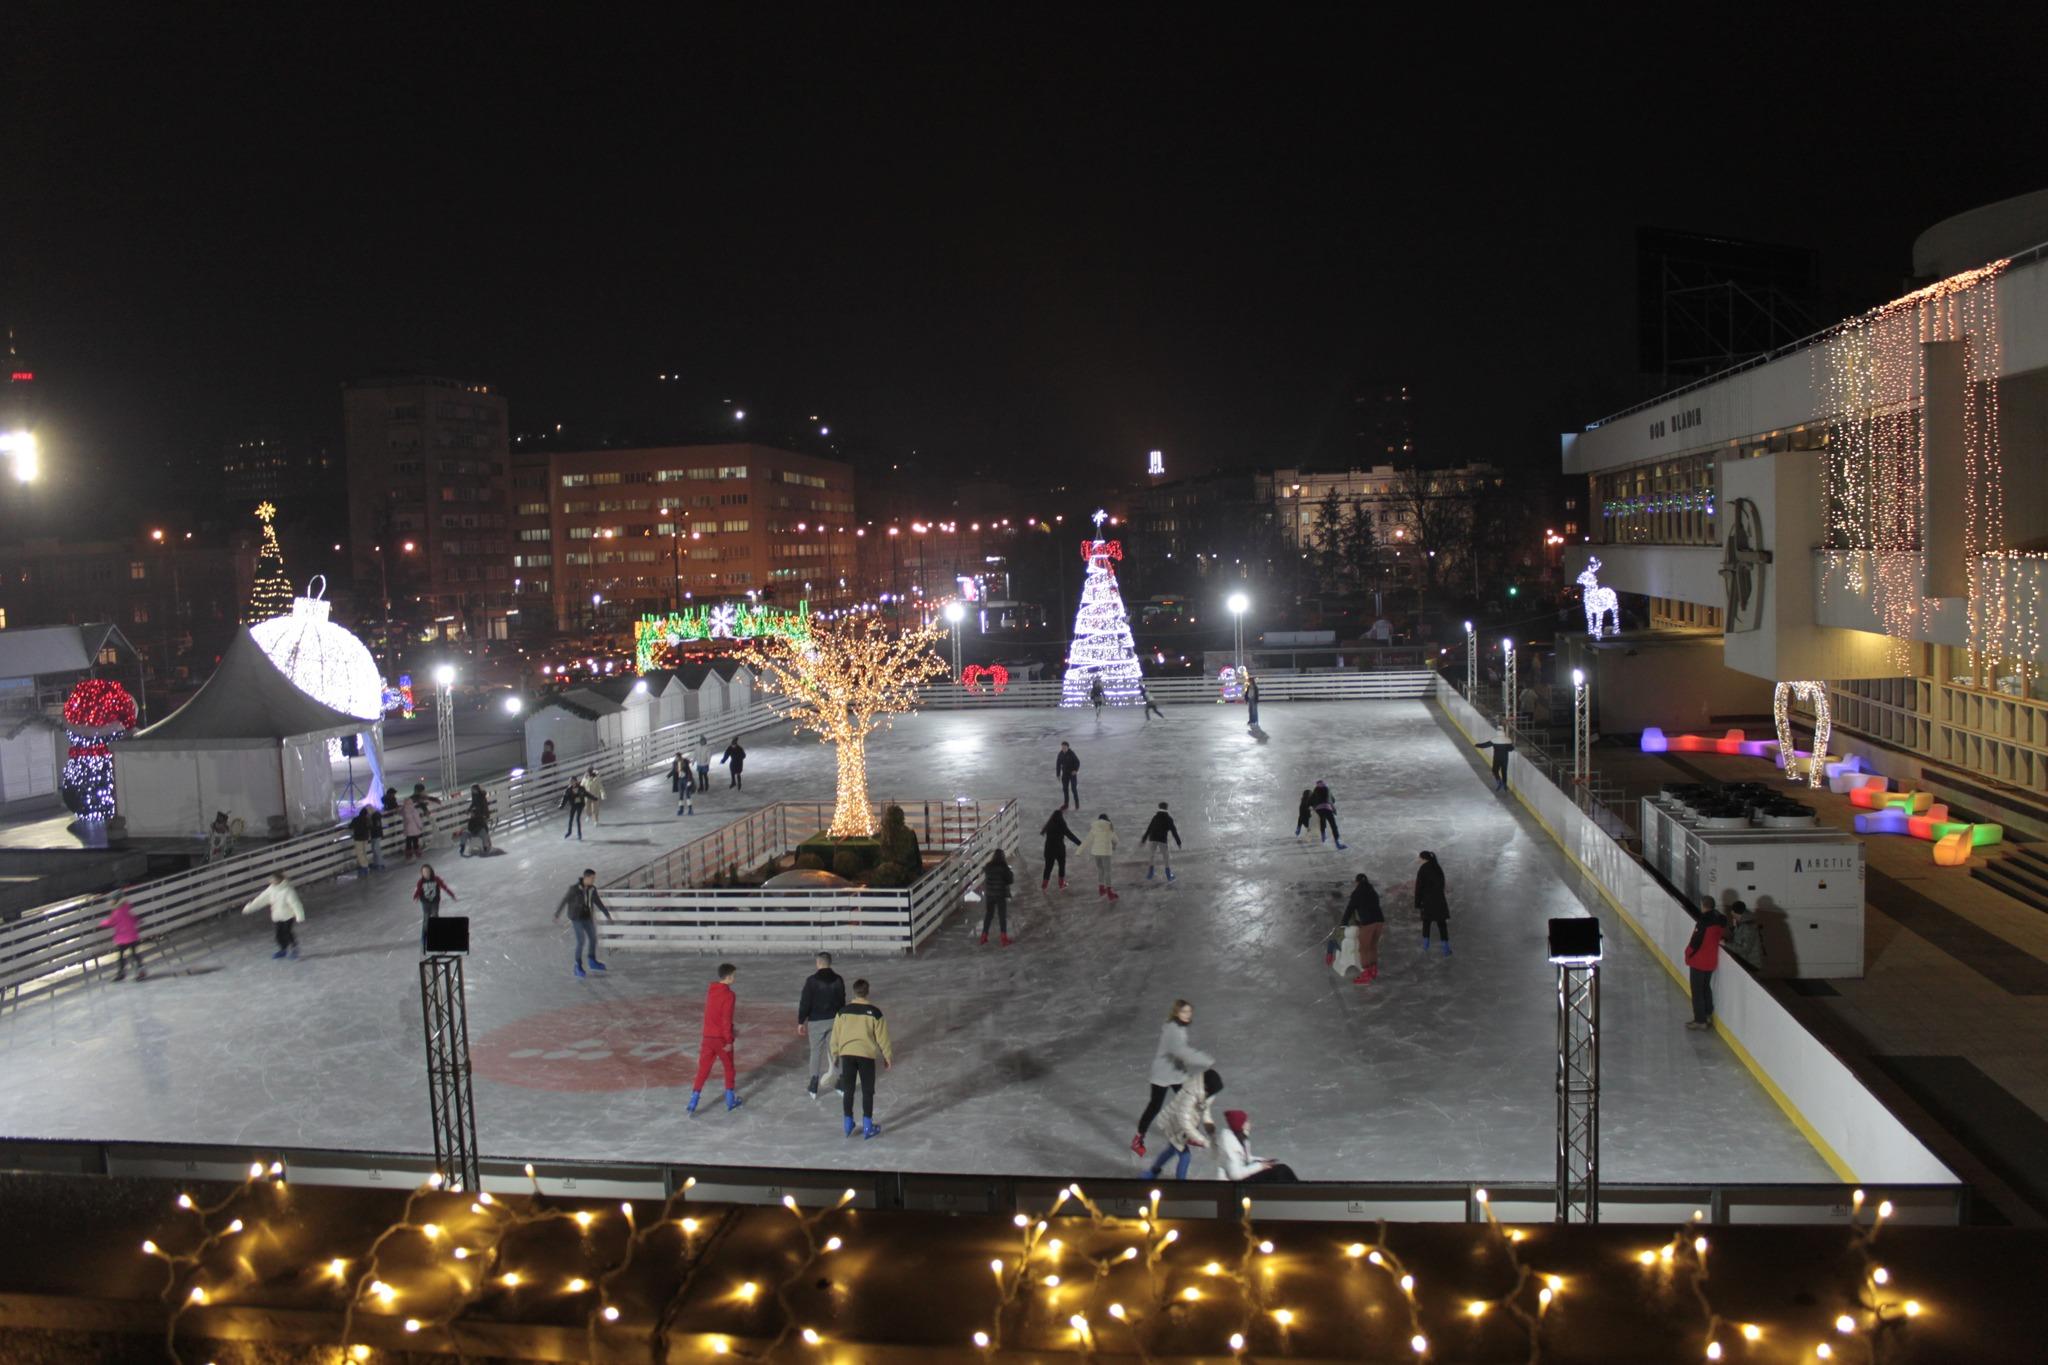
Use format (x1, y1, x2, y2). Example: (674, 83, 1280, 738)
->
(1640, 782, 1865, 979)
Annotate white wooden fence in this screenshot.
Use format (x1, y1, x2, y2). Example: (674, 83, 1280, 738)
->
(601, 798, 1020, 955)
(915, 670, 1439, 709)
(0, 697, 794, 1011)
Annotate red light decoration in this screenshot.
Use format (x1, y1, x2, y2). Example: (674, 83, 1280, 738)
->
(63, 679, 139, 731)
(9, 371, 33, 382)
(961, 663, 1010, 695)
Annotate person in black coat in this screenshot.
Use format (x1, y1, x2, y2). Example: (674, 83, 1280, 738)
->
(722, 738, 747, 789)
(1142, 802, 1182, 881)
(1293, 787, 1314, 840)
(1040, 808, 1081, 891)
(1415, 850, 1451, 955)
(1055, 741, 1080, 809)
(797, 952, 847, 1099)
(979, 848, 1016, 945)
(1336, 872, 1387, 982)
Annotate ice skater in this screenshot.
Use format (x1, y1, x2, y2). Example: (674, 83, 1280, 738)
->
(1089, 673, 1106, 716)
(458, 785, 493, 856)
(1040, 807, 1080, 890)
(722, 737, 747, 789)
(829, 977, 892, 1139)
(413, 863, 458, 951)
(553, 868, 612, 977)
(675, 759, 696, 815)
(559, 777, 588, 840)
(241, 871, 306, 961)
(688, 963, 742, 1114)
(797, 952, 847, 1099)
(669, 751, 688, 799)
(348, 804, 374, 876)
(99, 889, 146, 982)
(1140, 682, 1166, 721)
(695, 737, 712, 792)
(1330, 872, 1386, 984)
(1310, 781, 1347, 849)
(1214, 1109, 1299, 1184)
(1244, 674, 1260, 727)
(1132, 998, 1213, 1158)
(979, 847, 1015, 944)
(400, 792, 427, 860)
(1685, 896, 1728, 1031)
(1145, 1068, 1223, 1181)
(1142, 801, 1181, 882)
(582, 766, 607, 824)
(1055, 741, 1080, 809)
(1087, 812, 1119, 900)
(1476, 726, 1514, 791)
(1415, 850, 1451, 955)
(1293, 787, 1314, 841)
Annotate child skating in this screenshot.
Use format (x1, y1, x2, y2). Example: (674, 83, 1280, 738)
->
(688, 963, 742, 1115)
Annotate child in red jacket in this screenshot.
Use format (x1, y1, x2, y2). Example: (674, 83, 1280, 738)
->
(688, 963, 742, 1115)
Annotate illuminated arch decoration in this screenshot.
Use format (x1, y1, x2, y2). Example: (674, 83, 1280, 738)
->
(1577, 558, 1619, 639)
(633, 601, 811, 673)
(1772, 681, 1833, 788)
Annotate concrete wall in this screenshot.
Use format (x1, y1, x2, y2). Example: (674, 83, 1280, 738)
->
(1437, 677, 1955, 1186)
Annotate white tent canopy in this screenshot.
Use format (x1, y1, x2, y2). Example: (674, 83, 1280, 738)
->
(115, 628, 367, 838)
(522, 690, 625, 771)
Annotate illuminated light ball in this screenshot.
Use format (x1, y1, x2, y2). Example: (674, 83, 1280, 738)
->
(251, 582, 384, 719)
(63, 678, 138, 730)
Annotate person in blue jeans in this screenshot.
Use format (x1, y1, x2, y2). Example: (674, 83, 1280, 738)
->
(552, 869, 613, 978)
(1145, 1069, 1224, 1181)
(560, 779, 588, 840)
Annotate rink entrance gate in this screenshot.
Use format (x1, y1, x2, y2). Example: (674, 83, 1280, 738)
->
(602, 798, 1021, 955)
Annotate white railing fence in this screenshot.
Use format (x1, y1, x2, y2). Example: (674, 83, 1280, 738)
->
(601, 798, 1019, 955)
(0, 696, 794, 1011)
(916, 670, 1438, 709)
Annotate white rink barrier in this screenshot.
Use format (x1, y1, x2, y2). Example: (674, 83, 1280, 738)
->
(602, 798, 1020, 955)
(0, 699, 793, 1011)
(1434, 676, 1955, 1187)
(919, 670, 1438, 708)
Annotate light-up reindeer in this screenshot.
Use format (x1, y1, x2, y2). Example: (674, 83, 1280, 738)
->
(1578, 558, 1619, 639)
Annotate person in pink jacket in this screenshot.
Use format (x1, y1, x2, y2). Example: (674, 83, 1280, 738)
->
(100, 894, 146, 982)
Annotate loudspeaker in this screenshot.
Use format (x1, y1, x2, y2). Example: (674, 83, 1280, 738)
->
(341, 733, 361, 757)
(424, 916, 470, 954)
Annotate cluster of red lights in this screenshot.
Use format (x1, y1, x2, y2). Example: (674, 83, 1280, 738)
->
(62, 678, 139, 730)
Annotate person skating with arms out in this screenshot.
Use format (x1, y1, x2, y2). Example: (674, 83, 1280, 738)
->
(1040, 807, 1081, 891)
(552, 868, 612, 977)
(1141, 801, 1181, 882)
(829, 978, 893, 1139)
(412, 863, 458, 953)
(241, 871, 306, 961)
(688, 963, 743, 1115)
(797, 952, 846, 1099)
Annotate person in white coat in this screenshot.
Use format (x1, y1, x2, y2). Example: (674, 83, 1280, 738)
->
(241, 871, 307, 961)
(582, 767, 607, 824)
(1212, 1109, 1299, 1184)
(1086, 814, 1119, 901)
(1132, 999, 1213, 1158)
(1145, 1069, 1223, 1181)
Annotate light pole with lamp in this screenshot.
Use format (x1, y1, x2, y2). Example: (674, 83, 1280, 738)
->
(943, 600, 966, 681)
(1227, 591, 1249, 673)
(1572, 667, 1590, 795)
(1502, 636, 1518, 737)
(1549, 915, 1604, 1223)
(433, 664, 458, 795)
(1464, 619, 1476, 699)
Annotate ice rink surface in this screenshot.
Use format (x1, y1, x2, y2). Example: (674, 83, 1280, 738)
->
(0, 698, 1834, 1184)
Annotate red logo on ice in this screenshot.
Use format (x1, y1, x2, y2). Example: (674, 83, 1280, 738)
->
(472, 997, 794, 1093)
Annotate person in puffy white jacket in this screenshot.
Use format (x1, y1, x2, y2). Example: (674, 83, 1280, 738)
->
(1086, 814, 1119, 901)
(1144, 1069, 1223, 1181)
(1212, 1109, 1299, 1184)
(241, 872, 307, 961)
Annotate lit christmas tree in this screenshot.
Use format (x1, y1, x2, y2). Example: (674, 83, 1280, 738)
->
(1060, 509, 1144, 706)
(245, 501, 293, 623)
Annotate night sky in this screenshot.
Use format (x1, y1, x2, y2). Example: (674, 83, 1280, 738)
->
(5, 8, 2041, 512)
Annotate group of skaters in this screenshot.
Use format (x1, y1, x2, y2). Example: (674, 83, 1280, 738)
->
(1324, 850, 1452, 985)
(665, 737, 750, 815)
(1132, 998, 1296, 1182)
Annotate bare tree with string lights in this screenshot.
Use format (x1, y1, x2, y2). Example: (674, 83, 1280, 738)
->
(756, 612, 950, 839)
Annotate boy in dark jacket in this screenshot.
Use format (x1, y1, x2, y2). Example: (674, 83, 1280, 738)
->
(797, 953, 847, 1099)
(722, 739, 747, 789)
(1142, 802, 1182, 882)
(552, 869, 612, 977)
(1055, 742, 1080, 809)
(690, 963, 742, 1114)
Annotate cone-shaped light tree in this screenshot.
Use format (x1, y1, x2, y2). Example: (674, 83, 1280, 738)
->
(756, 612, 950, 838)
(246, 501, 293, 623)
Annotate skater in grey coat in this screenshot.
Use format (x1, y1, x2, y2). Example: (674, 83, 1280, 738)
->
(1131, 999, 1214, 1158)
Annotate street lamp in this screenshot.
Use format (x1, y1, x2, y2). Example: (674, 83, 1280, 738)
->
(1, 430, 37, 483)
(943, 600, 966, 681)
(503, 694, 524, 716)
(1502, 637, 1518, 738)
(1227, 591, 1250, 672)
(433, 664, 457, 795)
(1464, 619, 1476, 699)
(1572, 668, 1589, 793)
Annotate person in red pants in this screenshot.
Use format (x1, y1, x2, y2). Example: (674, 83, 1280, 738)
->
(688, 963, 742, 1115)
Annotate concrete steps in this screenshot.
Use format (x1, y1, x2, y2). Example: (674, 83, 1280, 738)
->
(1973, 846, 2048, 916)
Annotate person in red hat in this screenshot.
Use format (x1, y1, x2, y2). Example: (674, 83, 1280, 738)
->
(1213, 1109, 1298, 1184)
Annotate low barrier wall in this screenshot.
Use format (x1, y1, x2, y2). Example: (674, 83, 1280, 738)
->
(917, 670, 1438, 708)
(1434, 677, 1955, 1186)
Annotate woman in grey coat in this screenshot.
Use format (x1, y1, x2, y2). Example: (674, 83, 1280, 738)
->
(1131, 999, 1214, 1159)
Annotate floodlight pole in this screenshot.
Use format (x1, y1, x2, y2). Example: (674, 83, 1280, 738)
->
(1572, 668, 1590, 796)
(1556, 957, 1600, 1223)
(1463, 619, 1476, 700)
(435, 666, 458, 794)
(1502, 637, 1518, 738)
(419, 953, 480, 1193)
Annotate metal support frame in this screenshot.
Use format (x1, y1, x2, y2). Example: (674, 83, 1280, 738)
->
(1572, 672, 1590, 793)
(1464, 622, 1477, 700)
(1556, 960, 1600, 1222)
(1502, 638, 1518, 738)
(419, 954, 480, 1194)
(436, 680, 457, 795)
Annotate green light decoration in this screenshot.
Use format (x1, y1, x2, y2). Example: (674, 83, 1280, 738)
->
(633, 600, 811, 672)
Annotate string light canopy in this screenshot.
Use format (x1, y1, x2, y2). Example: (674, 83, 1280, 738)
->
(755, 613, 949, 838)
(245, 501, 294, 624)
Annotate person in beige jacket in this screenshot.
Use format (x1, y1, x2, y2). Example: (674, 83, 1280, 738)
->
(829, 979, 893, 1140)
(241, 872, 307, 961)
(1085, 814, 1119, 901)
